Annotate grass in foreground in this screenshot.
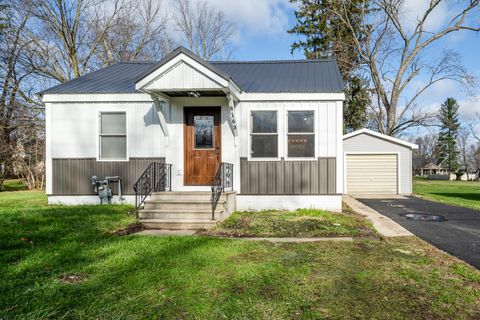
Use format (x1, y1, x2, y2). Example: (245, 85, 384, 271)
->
(0, 179, 28, 192)
(202, 206, 376, 238)
(1, 191, 480, 319)
(414, 178, 480, 211)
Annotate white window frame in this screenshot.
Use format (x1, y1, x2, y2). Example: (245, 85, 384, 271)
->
(97, 111, 129, 162)
(248, 110, 281, 161)
(285, 109, 316, 161)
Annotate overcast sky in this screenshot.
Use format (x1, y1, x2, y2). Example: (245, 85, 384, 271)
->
(165, 0, 480, 125)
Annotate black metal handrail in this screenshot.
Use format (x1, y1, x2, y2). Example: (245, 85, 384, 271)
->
(211, 162, 234, 220)
(133, 162, 172, 209)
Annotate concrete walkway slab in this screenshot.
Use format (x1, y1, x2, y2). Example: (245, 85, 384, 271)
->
(214, 237, 354, 243)
(343, 195, 413, 237)
(135, 229, 197, 236)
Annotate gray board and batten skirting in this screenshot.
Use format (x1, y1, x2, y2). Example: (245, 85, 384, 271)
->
(52, 157, 337, 196)
(240, 157, 336, 195)
(52, 158, 165, 195)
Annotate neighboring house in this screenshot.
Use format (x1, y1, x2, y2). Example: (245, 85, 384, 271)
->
(419, 162, 448, 176)
(39, 47, 345, 221)
(456, 166, 479, 181)
(343, 129, 418, 196)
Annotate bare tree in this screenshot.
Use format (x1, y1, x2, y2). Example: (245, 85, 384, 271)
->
(0, 3, 45, 188)
(472, 142, 480, 171)
(330, 0, 479, 136)
(94, 0, 172, 65)
(413, 131, 438, 167)
(175, 0, 236, 61)
(457, 125, 472, 172)
(23, 0, 129, 82)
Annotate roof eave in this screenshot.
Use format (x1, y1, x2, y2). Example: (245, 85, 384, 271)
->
(343, 128, 419, 149)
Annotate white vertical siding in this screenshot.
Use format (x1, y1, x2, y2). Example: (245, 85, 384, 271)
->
(48, 96, 343, 196)
(50, 102, 165, 158)
(45, 103, 53, 194)
(237, 100, 342, 159)
(343, 133, 413, 194)
(145, 61, 222, 90)
(335, 101, 343, 194)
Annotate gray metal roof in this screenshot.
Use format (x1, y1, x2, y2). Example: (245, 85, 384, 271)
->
(39, 47, 344, 95)
(38, 62, 155, 95)
(211, 60, 343, 93)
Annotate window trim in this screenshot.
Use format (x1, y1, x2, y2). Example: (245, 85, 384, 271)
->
(97, 111, 129, 162)
(248, 110, 281, 161)
(285, 110, 316, 161)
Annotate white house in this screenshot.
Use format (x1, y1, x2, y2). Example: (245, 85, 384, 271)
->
(40, 47, 346, 229)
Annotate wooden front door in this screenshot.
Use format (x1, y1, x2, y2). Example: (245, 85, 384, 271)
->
(184, 107, 221, 185)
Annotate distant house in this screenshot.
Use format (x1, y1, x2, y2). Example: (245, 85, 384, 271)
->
(419, 162, 448, 176)
(457, 165, 479, 181)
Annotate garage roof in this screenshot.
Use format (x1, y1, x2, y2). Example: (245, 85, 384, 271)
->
(343, 129, 418, 149)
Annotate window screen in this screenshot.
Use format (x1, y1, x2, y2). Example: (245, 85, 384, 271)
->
(287, 111, 314, 158)
(99, 112, 126, 159)
(250, 111, 278, 158)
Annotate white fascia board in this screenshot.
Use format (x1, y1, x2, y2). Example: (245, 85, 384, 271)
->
(228, 81, 242, 98)
(239, 92, 346, 101)
(135, 54, 229, 90)
(343, 128, 419, 150)
(41, 93, 153, 103)
(222, 81, 241, 101)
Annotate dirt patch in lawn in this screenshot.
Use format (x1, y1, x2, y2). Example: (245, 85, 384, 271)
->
(58, 273, 86, 284)
(111, 222, 144, 236)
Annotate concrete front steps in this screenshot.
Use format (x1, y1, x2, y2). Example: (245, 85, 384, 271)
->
(138, 191, 236, 230)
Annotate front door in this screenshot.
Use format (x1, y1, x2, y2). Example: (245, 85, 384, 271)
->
(184, 107, 221, 185)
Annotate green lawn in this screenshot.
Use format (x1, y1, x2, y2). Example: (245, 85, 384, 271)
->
(0, 179, 28, 192)
(1, 191, 480, 319)
(414, 178, 480, 211)
(201, 206, 376, 238)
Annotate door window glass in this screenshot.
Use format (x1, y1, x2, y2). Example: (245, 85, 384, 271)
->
(194, 115, 214, 149)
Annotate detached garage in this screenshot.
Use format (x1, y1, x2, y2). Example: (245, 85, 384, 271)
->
(343, 129, 418, 195)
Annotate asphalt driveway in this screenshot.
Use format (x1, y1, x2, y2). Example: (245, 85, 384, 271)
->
(357, 196, 480, 269)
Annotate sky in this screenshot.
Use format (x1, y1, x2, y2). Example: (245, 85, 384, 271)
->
(164, 0, 480, 132)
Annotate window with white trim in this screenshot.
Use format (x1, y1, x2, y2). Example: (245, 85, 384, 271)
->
(287, 110, 314, 158)
(250, 111, 278, 158)
(99, 112, 127, 160)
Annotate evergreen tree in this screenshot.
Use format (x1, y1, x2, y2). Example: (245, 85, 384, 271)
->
(436, 98, 460, 173)
(288, 0, 372, 132)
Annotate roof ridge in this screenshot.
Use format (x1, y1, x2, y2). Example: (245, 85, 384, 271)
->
(211, 59, 335, 64)
(118, 61, 156, 65)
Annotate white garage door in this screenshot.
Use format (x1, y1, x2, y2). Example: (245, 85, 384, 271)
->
(346, 154, 398, 195)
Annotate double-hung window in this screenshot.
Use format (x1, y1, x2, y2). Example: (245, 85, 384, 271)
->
(287, 110, 315, 158)
(99, 112, 127, 160)
(250, 111, 278, 158)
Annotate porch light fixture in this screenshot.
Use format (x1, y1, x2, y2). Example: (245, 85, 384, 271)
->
(188, 91, 201, 97)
